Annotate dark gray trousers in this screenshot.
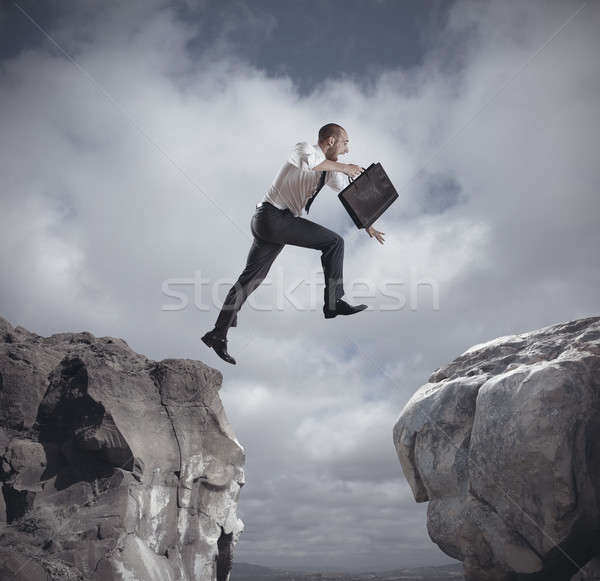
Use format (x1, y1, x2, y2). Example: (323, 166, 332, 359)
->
(213, 201, 345, 338)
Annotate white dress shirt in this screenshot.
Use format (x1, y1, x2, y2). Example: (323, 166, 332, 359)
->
(261, 142, 348, 218)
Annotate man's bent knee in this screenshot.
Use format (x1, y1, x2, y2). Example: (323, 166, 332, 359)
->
(329, 234, 344, 247)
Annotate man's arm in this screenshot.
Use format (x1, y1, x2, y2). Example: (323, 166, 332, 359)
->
(313, 159, 363, 179)
(312, 159, 344, 172)
(289, 142, 363, 177)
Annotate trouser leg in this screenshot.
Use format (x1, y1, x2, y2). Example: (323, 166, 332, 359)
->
(253, 210, 345, 311)
(213, 237, 284, 338)
(287, 217, 345, 310)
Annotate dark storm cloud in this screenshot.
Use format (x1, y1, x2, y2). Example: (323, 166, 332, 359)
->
(172, 0, 455, 94)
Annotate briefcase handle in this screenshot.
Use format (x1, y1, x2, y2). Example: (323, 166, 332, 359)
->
(347, 167, 367, 184)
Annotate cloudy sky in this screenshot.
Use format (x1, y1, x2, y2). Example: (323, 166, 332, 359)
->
(1, 0, 599, 572)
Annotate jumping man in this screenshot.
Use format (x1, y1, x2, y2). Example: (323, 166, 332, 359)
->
(201, 123, 385, 364)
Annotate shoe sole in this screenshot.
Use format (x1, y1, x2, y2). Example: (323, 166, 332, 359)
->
(323, 306, 367, 319)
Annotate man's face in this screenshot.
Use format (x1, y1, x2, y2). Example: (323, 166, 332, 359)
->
(326, 130, 349, 160)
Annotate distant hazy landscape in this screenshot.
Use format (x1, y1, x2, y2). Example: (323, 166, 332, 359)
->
(230, 562, 465, 580)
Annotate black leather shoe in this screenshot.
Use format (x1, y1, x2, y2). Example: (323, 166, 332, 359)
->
(323, 299, 368, 319)
(201, 330, 236, 365)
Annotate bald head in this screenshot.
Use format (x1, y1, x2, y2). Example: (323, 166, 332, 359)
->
(318, 123, 346, 145)
(317, 123, 349, 161)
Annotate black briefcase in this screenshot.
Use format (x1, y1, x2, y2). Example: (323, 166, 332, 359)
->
(338, 162, 398, 229)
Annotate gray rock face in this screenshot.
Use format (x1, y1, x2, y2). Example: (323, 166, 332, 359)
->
(0, 315, 245, 580)
(393, 317, 600, 581)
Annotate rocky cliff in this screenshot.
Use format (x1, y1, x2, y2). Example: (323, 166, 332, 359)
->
(0, 315, 245, 581)
(393, 317, 600, 581)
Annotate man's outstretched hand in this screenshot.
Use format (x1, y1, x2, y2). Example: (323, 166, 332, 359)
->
(366, 226, 385, 244)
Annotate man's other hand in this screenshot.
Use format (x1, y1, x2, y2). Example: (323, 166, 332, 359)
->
(366, 226, 385, 244)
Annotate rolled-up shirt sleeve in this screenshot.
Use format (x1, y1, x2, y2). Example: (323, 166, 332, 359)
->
(288, 142, 325, 170)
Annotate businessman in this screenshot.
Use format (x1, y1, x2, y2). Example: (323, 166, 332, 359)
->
(202, 123, 385, 364)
